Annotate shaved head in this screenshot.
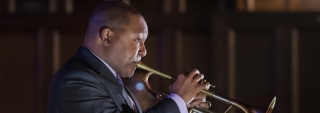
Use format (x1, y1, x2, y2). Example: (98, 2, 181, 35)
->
(82, 1, 148, 77)
(85, 1, 142, 42)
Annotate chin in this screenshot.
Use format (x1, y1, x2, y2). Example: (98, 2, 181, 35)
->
(128, 71, 135, 77)
(122, 72, 134, 78)
(128, 68, 136, 77)
(126, 75, 134, 77)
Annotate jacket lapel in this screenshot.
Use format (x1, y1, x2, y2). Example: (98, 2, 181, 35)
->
(125, 86, 143, 113)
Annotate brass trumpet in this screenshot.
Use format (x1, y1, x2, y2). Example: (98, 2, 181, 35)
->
(137, 62, 276, 113)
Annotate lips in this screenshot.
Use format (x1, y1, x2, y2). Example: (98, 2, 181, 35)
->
(132, 57, 141, 68)
(131, 60, 139, 67)
(132, 61, 137, 66)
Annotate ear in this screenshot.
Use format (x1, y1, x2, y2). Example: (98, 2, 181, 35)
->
(99, 26, 112, 46)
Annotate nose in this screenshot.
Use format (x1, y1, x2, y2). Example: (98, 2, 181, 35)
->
(138, 43, 147, 57)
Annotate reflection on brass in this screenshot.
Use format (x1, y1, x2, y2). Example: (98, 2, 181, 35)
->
(137, 62, 276, 113)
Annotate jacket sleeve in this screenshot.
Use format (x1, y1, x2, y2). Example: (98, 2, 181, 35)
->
(144, 98, 181, 113)
(48, 71, 121, 113)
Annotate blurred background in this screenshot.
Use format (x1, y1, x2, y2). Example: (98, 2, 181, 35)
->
(1, 0, 320, 113)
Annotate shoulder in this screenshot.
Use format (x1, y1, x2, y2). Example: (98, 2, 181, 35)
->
(48, 54, 106, 94)
(55, 53, 102, 82)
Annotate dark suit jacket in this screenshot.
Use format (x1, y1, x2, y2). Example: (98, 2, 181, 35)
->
(47, 47, 180, 113)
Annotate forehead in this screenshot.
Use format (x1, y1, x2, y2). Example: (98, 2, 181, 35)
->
(126, 15, 148, 35)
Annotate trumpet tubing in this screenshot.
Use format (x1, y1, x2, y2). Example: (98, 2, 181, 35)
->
(136, 62, 276, 113)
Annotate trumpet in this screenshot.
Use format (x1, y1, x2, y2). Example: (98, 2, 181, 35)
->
(136, 62, 276, 113)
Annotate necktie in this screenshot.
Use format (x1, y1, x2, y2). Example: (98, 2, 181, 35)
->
(116, 75, 137, 112)
(116, 75, 124, 85)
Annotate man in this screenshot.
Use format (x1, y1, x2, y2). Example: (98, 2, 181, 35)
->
(47, 1, 210, 113)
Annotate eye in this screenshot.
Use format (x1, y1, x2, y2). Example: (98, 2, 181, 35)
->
(134, 38, 141, 43)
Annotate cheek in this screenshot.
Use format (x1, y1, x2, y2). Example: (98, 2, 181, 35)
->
(128, 44, 140, 56)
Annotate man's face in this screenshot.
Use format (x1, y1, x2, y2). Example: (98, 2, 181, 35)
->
(107, 15, 148, 77)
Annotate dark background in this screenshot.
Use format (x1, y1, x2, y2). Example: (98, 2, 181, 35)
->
(0, 0, 320, 113)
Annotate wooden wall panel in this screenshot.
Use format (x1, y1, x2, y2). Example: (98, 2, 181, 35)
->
(210, 15, 229, 112)
(160, 29, 179, 75)
(255, 0, 287, 11)
(235, 28, 275, 104)
(299, 27, 320, 113)
(180, 32, 212, 79)
(59, 33, 85, 66)
(212, 13, 320, 113)
(274, 27, 292, 113)
(0, 34, 35, 113)
(131, 0, 163, 14)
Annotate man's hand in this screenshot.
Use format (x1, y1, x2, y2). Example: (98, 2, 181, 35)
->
(187, 93, 211, 109)
(170, 69, 210, 104)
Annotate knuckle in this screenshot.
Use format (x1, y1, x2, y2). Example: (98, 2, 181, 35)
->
(192, 69, 199, 74)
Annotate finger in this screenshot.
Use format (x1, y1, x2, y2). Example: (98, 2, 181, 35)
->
(193, 74, 204, 82)
(187, 69, 200, 78)
(198, 82, 210, 90)
(196, 101, 212, 109)
(187, 99, 204, 107)
(195, 93, 207, 100)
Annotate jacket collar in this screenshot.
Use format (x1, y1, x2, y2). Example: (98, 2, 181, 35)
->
(76, 46, 122, 88)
